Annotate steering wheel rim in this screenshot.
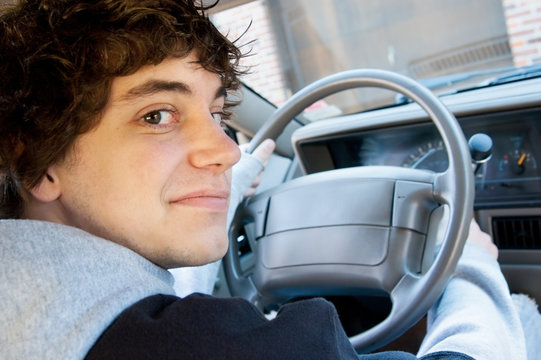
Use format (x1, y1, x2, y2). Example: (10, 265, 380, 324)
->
(224, 69, 474, 352)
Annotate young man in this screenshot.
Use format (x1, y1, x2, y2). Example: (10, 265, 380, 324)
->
(0, 1, 532, 359)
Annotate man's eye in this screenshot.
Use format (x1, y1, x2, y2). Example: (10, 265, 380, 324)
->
(212, 112, 226, 124)
(142, 110, 175, 125)
(213, 112, 236, 141)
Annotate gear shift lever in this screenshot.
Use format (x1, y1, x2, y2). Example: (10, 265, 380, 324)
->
(468, 133, 493, 173)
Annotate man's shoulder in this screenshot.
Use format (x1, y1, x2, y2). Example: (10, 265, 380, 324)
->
(85, 294, 360, 359)
(85, 294, 473, 360)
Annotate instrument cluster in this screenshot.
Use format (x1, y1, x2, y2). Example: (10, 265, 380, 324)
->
(299, 107, 541, 208)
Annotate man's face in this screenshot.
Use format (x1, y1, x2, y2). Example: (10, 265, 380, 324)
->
(42, 55, 241, 268)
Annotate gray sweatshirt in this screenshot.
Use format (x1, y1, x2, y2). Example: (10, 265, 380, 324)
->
(0, 220, 175, 359)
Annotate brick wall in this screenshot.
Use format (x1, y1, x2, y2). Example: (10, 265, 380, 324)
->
(503, 0, 541, 66)
(211, 0, 289, 105)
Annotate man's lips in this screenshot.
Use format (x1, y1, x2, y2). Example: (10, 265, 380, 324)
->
(170, 190, 230, 211)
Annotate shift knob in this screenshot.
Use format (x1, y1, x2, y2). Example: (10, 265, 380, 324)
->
(468, 133, 493, 164)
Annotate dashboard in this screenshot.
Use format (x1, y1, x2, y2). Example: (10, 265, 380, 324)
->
(297, 107, 541, 209)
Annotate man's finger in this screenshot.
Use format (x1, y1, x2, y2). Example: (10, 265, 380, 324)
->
(251, 139, 275, 164)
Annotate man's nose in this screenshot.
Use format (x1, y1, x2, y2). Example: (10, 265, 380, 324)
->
(186, 114, 241, 172)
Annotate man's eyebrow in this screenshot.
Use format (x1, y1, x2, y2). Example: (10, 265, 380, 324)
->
(119, 80, 227, 102)
(119, 80, 190, 102)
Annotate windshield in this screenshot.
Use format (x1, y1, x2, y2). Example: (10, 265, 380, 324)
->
(211, 0, 541, 119)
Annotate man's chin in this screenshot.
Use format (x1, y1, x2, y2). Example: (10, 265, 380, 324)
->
(163, 238, 229, 269)
(203, 237, 229, 264)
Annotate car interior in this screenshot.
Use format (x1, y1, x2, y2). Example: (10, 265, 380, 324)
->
(2, 0, 539, 355)
(206, 0, 541, 353)
(220, 66, 541, 352)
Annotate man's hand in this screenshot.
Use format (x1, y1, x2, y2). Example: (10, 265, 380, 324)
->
(467, 219, 498, 260)
(241, 139, 275, 198)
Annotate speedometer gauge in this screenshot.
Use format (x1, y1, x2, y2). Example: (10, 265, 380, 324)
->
(402, 140, 448, 172)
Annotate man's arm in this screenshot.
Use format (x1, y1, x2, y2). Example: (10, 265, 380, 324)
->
(417, 220, 527, 360)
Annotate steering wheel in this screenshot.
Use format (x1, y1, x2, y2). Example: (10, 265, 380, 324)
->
(224, 69, 474, 353)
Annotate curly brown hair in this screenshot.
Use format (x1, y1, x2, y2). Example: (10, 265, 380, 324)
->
(0, 0, 245, 218)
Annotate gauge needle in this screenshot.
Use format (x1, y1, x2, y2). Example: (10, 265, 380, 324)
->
(518, 153, 526, 166)
(411, 148, 437, 168)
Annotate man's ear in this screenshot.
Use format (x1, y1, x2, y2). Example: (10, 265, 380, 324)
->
(29, 169, 61, 203)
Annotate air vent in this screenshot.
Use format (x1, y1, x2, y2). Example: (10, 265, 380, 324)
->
(492, 216, 541, 250)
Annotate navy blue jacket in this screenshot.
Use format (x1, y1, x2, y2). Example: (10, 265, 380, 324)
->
(86, 294, 474, 360)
